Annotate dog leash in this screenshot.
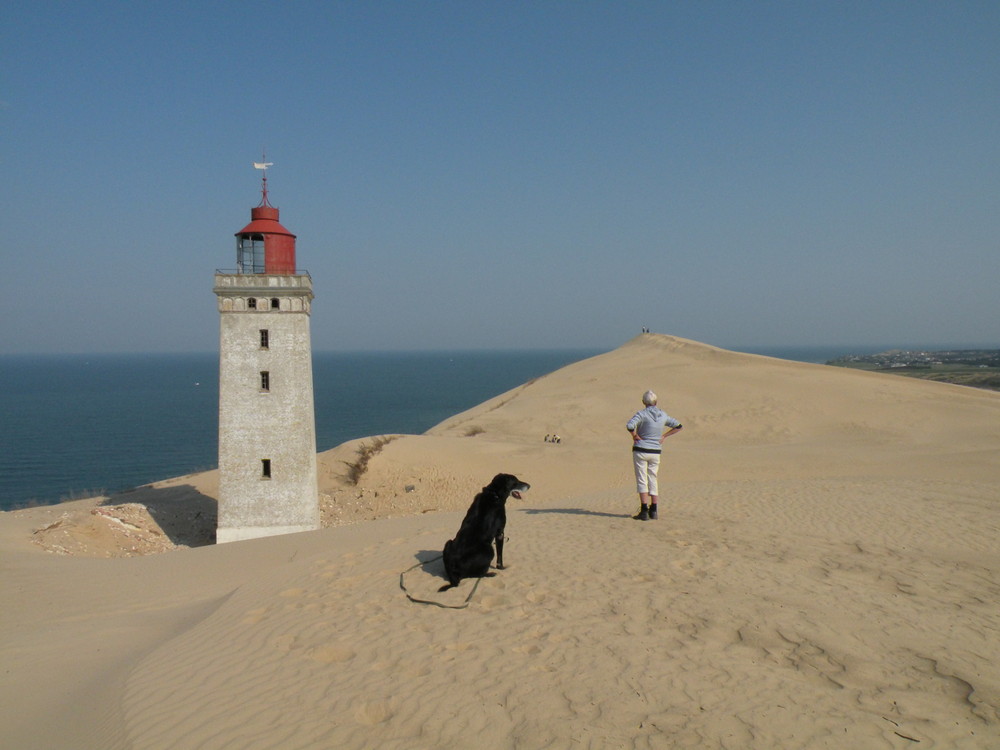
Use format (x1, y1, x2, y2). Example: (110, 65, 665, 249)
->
(399, 555, 484, 609)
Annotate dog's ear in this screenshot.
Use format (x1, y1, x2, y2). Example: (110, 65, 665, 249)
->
(489, 473, 510, 490)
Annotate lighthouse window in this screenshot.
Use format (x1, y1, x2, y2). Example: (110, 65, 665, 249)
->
(247, 298, 257, 309)
(260, 371, 270, 391)
(260, 329, 269, 349)
(237, 234, 265, 274)
(261, 459, 271, 479)
(271, 297, 280, 310)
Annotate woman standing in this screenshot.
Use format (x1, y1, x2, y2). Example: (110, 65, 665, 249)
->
(626, 390, 683, 521)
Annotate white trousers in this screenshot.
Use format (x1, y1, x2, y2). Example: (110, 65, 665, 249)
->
(632, 451, 661, 495)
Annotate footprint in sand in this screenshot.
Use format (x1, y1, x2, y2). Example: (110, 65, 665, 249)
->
(271, 633, 299, 652)
(241, 606, 271, 625)
(354, 700, 394, 725)
(306, 645, 355, 664)
(478, 594, 507, 609)
(514, 643, 543, 655)
(403, 664, 431, 678)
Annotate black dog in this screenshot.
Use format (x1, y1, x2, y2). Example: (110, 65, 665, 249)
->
(439, 473, 530, 592)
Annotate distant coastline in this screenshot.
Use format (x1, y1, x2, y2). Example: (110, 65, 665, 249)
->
(827, 349, 1000, 391)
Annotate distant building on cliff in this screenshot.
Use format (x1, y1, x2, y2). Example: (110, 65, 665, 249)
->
(213, 161, 319, 543)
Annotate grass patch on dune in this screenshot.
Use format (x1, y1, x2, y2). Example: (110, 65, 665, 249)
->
(343, 436, 396, 485)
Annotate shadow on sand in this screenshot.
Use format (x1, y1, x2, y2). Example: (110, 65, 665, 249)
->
(102, 484, 218, 547)
(519, 507, 629, 519)
(413, 549, 447, 579)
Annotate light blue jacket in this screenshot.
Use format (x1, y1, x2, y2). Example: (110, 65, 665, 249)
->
(627, 406, 681, 452)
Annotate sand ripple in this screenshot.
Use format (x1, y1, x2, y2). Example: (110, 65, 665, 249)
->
(119, 479, 1000, 749)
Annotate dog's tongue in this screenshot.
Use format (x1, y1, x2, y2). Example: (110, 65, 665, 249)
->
(512, 490, 522, 500)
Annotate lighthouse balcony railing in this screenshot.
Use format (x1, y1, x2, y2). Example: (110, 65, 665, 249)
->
(214, 270, 312, 291)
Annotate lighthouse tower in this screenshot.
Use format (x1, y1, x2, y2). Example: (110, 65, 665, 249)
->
(213, 162, 319, 543)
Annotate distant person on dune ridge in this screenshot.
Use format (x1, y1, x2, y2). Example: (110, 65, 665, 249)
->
(626, 390, 682, 521)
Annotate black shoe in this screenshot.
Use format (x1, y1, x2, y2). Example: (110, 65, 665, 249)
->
(648, 506, 658, 520)
(632, 506, 649, 521)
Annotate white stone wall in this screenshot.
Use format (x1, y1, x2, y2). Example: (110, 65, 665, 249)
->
(215, 274, 319, 543)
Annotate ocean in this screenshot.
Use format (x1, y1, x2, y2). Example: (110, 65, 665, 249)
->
(0, 350, 602, 510)
(0, 344, 862, 511)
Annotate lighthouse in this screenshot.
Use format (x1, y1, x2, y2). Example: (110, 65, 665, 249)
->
(213, 161, 319, 543)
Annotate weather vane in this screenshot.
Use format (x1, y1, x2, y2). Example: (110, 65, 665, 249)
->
(253, 150, 274, 207)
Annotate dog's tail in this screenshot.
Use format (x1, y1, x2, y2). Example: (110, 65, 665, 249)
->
(439, 539, 454, 589)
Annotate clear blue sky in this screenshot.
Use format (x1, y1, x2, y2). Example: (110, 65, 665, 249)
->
(3, 1, 998, 353)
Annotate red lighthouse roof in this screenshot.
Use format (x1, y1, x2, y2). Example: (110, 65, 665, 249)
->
(236, 205, 297, 238)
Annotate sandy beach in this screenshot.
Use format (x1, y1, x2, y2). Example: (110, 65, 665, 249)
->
(3, 334, 999, 749)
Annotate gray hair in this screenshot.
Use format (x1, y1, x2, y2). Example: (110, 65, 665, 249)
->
(642, 390, 657, 406)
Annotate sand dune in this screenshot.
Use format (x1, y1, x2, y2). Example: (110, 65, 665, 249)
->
(2, 334, 999, 749)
